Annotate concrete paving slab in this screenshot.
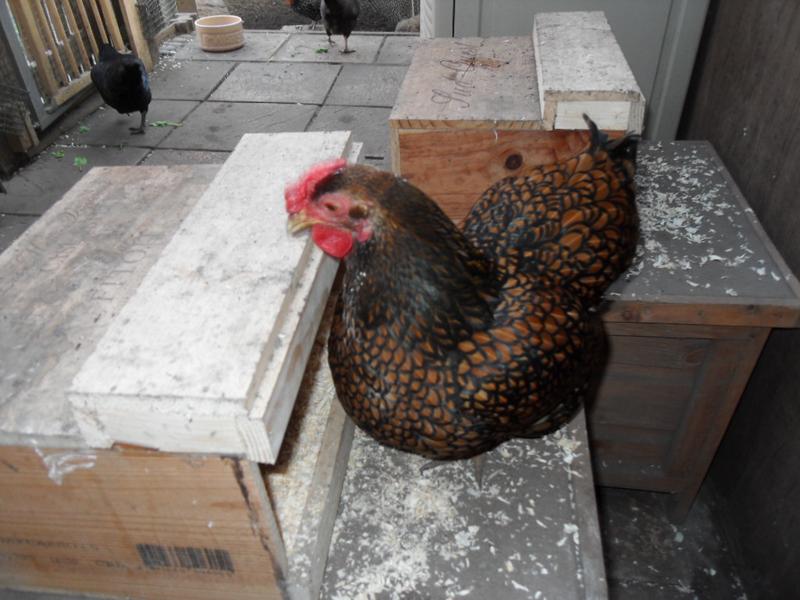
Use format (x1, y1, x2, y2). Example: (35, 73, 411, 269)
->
(173, 32, 289, 62)
(0, 146, 150, 216)
(376, 35, 420, 64)
(0, 213, 37, 253)
(307, 105, 391, 159)
(326, 64, 407, 107)
(158, 101, 317, 151)
(63, 100, 199, 148)
(272, 33, 383, 63)
(142, 148, 231, 165)
(149, 60, 235, 100)
(210, 62, 340, 104)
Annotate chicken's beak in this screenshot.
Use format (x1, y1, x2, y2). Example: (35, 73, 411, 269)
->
(287, 211, 315, 234)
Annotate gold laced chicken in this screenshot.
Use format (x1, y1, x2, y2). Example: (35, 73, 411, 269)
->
(286, 116, 639, 460)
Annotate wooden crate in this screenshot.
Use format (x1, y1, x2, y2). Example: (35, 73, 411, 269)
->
(390, 12, 644, 222)
(0, 133, 360, 598)
(593, 142, 800, 518)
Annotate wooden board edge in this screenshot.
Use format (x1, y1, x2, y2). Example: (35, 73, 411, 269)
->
(570, 409, 609, 599)
(602, 298, 800, 328)
(281, 399, 355, 600)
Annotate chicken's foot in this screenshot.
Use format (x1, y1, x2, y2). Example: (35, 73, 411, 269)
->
(129, 111, 146, 135)
(340, 37, 354, 54)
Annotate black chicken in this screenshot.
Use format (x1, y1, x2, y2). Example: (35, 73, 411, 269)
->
(286, 116, 638, 461)
(90, 44, 151, 135)
(321, 0, 360, 53)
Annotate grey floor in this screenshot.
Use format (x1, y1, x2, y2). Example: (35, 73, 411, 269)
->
(0, 30, 748, 600)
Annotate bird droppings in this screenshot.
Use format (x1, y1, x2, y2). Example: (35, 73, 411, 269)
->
(322, 416, 603, 599)
(608, 142, 791, 302)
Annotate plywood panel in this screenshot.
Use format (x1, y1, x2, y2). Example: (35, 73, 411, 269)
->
(0, 446, 283, 600)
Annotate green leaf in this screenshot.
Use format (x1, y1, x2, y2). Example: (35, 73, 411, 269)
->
(73, 156, 88, 170)
(51, 150, 65, 159)
(150, 120, 183, 128)
(78, 124, 90, 134)
(315, 47, 329, 54)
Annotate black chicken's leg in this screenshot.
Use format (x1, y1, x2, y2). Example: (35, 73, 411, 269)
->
(130, 110, 146, 135)
(341, 35, 354, 54)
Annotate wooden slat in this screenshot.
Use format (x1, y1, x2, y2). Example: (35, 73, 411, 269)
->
(45, 0, 80, 77)
(86, 0, 109, 44)
(51, 70, 93, 105)
(0, 446, 283, 599)
(119, 0, 153, 71)
(97, 0, 125, 49)
(30, 0, 69, 84)
(7, 0, 60, 96)
(74, 0, 99, 58)
(60, 0, 91, 69)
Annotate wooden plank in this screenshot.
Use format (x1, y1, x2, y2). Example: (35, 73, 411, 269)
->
(45, 0, 80, 78)
(7, 0, 60, 96)
(665, 328, 770, 520)
(86, 0, 109, 45)
(533, 12, 644, 132)
(30, 0, 69, 85)
(389, 37, 543, 130)
(592, 363, 695, 432)
(51, 69, 92, 105)
(97, 0, 123, 49)
(602, 299, 800, 329)
(0, 446, 282, 599)
(68, 132, 353, 463)
(119, 0, 153, 71)
(74, 0, 99, 58)
(266, 334, 356, 600)
(60, 0, 90, 69)
(396, 128, 592, 221)
(0, 165, 220, 448)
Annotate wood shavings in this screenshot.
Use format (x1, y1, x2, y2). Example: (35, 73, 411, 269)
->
(323, 419, 600, 599)
(608, 143, 792, 301)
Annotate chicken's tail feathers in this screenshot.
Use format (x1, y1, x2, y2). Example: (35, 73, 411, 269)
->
(583, 113, 640, 164)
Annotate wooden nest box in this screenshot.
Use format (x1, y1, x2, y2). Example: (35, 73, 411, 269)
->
(390, 11, 645, 222)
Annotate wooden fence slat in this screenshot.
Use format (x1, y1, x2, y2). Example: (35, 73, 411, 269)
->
(86, 0, 109, 44)
(74, 0, 100, 57)
(7, 0, 61, 95)
(30, 0, 69, 84)
(45, 0, 81, 77)
(97, 0, 125, 49)
(60, 0, 91, 69)
(119, 0, 152, 70)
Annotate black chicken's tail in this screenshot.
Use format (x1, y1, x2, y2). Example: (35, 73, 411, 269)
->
(584, 113, 639, 164)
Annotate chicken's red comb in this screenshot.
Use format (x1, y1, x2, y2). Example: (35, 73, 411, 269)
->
(285, 158, 347, 214)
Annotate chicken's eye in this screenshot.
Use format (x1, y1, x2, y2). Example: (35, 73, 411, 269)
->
(348, 204, 369, 220)
(324, 202, 337, 212)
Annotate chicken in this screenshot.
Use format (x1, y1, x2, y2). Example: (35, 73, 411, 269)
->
(286, 116, 638, 460)
(320, 0, 360, 53)
(90, 44, 151, 135)
(285, 0, 322, 27)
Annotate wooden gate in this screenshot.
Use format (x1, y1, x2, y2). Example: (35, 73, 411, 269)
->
(1, 0, 152, 128)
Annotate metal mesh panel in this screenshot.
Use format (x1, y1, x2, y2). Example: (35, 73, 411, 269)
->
(0, 15, 30, 136)
(360, 0, 419, 30)
(137, 0, 177, 39)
